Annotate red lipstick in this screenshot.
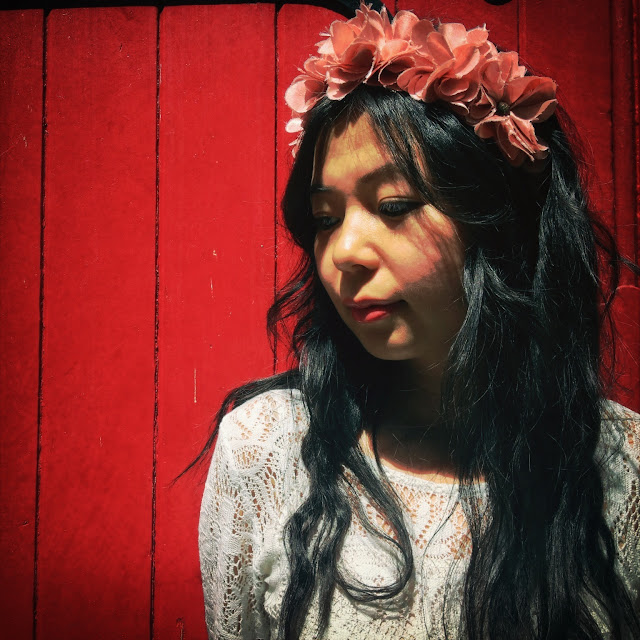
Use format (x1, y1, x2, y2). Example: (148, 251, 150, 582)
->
(345, 299, 401, 323)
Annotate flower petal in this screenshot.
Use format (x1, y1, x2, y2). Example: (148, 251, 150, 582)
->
(330, 21, 359, 57)
(439, 23, 470, 50)
(410, 18, 436, 54)
(303, 56, 328, 79)
(316, 35, 335, 57)
(466, 26, 489, 47)
(285, 118, 303, 133)
(436, 75, 479, 102)
(466, 87, 495, 123)
(507, 76, 557, 121)
(425, 31, 454, 65)
(326, 79, 362, 99)
(284, 74, 325, 113)
(392, 10, 419, 40)
(397, 66, 432, 100)
(379, 5, 394, 40)
(378, 53, 415, 87)
(480, 51, 524, 101)
(447, 44, 480, 78)
(475, 113, 548, 165)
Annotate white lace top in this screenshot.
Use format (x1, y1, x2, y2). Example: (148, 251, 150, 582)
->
(199, 389, 640, 639)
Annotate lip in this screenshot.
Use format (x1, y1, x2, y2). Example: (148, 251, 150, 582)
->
(343, 298, 402, 323)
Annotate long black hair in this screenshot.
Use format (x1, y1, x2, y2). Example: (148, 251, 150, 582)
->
(192, 85, 639, 639)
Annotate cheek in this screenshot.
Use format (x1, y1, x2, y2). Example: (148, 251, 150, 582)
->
(402, 239, 465, 301)
(403, 214, 464, 279)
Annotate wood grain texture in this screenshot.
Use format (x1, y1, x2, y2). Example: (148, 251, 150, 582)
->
(155, 4, 276, 637)
(0, 10, 43, 640)
(38, 7, 157, 638)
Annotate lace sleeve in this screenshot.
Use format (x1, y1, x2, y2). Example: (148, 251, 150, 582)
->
(601, 402, 640, 605)
(198, 413, 271, 640)
(615, 406, 640, 602)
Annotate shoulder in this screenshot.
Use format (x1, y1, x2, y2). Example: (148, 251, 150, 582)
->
(200, 387, 309, 532)
(597, 399, 639, 493)
(198, 389, 307, 638)
(204, 388, 309, 513)
(215, 388, 307, 471)
(598, 399, 640, 472)
(598, 400, 640, 596)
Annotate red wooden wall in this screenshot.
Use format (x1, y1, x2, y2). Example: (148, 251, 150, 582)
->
(1, 2, 638, 638)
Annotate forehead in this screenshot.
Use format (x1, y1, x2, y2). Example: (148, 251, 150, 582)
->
(313, 114, 396, 184)
(311, 114, 433, 198)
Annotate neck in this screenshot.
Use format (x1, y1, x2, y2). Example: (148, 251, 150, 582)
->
(380, 359, 445, 426)
(364, 360, 457, 481)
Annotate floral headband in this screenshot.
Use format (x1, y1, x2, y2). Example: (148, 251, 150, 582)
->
(284, 2, 557, 167)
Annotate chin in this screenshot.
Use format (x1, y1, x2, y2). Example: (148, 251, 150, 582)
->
(356, 336, 418, 361)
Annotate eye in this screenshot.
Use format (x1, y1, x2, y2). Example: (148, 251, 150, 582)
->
(312, 215, 340, 231)
(378, 199, 423, 218)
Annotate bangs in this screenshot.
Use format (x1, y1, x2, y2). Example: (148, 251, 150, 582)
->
(310, 88, 442, 211)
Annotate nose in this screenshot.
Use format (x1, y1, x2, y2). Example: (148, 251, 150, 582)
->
(331, 207, 379, 272)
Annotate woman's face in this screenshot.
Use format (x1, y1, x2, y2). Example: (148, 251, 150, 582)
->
(312, 115, 467, 373)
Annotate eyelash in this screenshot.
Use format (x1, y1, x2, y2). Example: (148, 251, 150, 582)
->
(312, 215, 340, 231)
(311, 200, 423, 232)
(378, 199, 423, 217)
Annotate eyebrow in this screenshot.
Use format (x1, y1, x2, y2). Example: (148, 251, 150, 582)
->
(310, 163, 408, 195)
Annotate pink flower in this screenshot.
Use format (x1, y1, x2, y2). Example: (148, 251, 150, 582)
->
(376, 41, 417, 89)
(317, 5, 383, 98)
(397, 23, 495, 114)
(325, 40, 378, 99)
(375, 10, 420, 88)
(472, 52, 557, 164)
(284, 57, 328, 115)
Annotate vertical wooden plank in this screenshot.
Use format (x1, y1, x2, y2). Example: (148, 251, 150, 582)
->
(39, 8, 157, 639)
(0, 10, 43, 640)
(635, 0, 640, 265)
(276, 3, 339, 370)
(156, 4, 275, 637)
(611, 0, 639, 270)
(614, 285, 640, 412)
(611, 0, 640, 411)
(522, 0, 613, 223)
(610, 0, 640, 411)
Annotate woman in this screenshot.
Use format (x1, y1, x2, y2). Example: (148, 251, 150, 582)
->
(197, 4, 640, 638)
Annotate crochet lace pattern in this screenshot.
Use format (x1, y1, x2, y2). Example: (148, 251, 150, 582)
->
(199, 389, 640, 639)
